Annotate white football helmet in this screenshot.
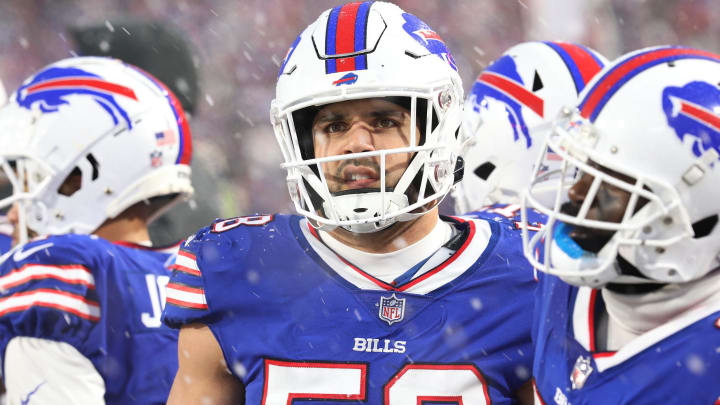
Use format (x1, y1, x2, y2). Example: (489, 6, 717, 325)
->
(0, 56, 193, 244)
(522, 46, 720, 287)
(271, 1, 463, 233)
(453, 41, 607, 213)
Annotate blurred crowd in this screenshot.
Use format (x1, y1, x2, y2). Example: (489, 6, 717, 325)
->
(0, 0, 717, 241)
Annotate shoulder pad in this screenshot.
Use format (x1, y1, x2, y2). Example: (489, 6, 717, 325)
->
(162, 214, 284, 329)
(0, 235, 104, 350)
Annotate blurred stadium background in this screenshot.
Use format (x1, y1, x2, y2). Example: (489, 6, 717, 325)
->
(0, 0, 717, 242)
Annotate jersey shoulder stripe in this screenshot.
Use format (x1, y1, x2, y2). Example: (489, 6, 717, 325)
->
(170, 249, 200, 276)
(0, 263, 94, 291)
(0, 288, 100, 322)
(162, 215, 285, 328)
(0, 235, 103, 323)
(166, 282, 207, 310)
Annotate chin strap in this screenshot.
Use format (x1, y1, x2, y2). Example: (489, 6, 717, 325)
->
(322, 189, 410, 234)
(605, 254, 667, 294)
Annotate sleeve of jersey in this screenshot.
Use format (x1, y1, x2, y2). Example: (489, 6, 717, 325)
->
(162, 231, 213, 328)
(0, 240, 99, 353)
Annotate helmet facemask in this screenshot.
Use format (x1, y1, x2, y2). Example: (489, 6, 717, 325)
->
(522, 111, 700, 287)
(274, 88, 461, 234)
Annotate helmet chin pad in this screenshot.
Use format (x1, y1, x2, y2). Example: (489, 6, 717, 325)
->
(322, 188, 410, 234)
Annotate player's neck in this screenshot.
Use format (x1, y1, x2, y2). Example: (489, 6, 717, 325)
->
(601, 269, 720, 349)
(326, 208, 440, 254)
(93, 204, 152, 244)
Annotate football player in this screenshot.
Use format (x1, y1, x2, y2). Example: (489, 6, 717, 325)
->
(522, 45, 720, 403)
(0, 56, 194, 404)
(454, 41, 607, 227)
(164, 2, 536, 404)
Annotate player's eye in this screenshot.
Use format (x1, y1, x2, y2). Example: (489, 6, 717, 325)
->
(325, 121, 347, 134)
(375, 118, 398, 129)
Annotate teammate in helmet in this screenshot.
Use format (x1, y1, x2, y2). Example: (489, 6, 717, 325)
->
(453, 41, 607, 226)
(0, 56, 193, 404)
(163, 2, 536, 403)
(522, 46, 720, 403)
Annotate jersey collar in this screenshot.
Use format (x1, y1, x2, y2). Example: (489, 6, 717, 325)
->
(572, 285, 720, 372)
(298, 216, 492, 294)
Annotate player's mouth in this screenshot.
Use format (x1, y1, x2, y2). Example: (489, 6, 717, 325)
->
(560, 202, 615, 253)
(342, 166, 380, 189)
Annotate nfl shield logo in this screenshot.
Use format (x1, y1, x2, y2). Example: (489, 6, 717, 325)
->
(570, 355, 593, 390)
(378, 293, 405, 325)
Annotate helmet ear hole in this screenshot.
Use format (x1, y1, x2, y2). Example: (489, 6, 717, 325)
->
(692, 215, 719, 238)
(473, 162, 496, 180)
(58, 167, 83, 197)
(57, 154, 101, 197)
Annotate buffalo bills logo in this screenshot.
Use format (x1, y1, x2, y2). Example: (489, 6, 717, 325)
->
(469, 55, 544, 148)
(662, 81, 720, 159)
(401, 13, 457, 71)
(16, 66, 136, 129)
(332, 72, 358, 86)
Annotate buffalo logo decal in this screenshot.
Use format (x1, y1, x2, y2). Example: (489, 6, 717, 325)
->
(16, 66, 137, 129)
(469, 55, 545, 149)
(662, 81, 720, 159)
(401, 13, 457, 71)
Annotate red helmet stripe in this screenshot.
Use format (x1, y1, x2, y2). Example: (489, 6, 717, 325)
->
(334, 2, 362, 72)
(554, 42, 604, 85)
(579, 47, 720, 121)
(478, 72, 544, 117)
(27, 78, 138, 100)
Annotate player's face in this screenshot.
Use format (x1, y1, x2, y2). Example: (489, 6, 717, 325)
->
(2, 164, 75, 246)
(6, 203, 33, 246)
(561, 161, 640, 252)
(312, 98, 419, 193)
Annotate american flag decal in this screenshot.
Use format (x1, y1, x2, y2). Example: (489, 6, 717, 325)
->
(155, 129, 177, 147)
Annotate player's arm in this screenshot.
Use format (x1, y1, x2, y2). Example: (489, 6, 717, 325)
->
(167, 323, 244, 405)
(515, 379, 535, 405)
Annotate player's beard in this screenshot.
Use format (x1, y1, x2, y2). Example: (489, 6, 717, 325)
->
(328, 158, 383, 194)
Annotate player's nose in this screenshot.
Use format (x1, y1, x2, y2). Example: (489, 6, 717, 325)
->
(567, 173, 594, 206)
(343, 121, 375, 155)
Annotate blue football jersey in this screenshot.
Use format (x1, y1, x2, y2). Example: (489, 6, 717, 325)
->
(0, 234, 179, 404)
(464, 203, 548, 282)
(0, 234, 10, 256)
(163, 214, 537, 404)
(532, 273, 720, 404)
(462, 203, 547, 233)
(0, 216, 12, 255)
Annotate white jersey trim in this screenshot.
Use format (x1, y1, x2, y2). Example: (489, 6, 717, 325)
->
(166, 284, 207, 305)
(572, 286, 593, 352)
(174, 251, 199, 271)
